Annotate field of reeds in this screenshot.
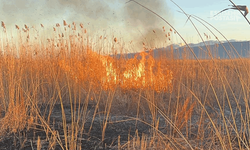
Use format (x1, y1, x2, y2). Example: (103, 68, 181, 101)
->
(0, 3, 250, 150)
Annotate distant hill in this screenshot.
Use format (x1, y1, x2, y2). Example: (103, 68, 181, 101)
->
(117, 41, 250, 59)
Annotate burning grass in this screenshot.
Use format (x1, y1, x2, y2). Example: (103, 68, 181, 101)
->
(0, 18, 249, 150)
(59, 48, 173, 92)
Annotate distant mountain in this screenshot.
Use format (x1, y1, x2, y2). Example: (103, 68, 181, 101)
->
(117, 40, 250, 59)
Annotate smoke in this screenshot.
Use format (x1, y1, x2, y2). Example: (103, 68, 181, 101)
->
(45, 0, 115, 20)
(124, 0, 171, 28)
(124, 0, 173, 50)
(0, 0, 173, 51)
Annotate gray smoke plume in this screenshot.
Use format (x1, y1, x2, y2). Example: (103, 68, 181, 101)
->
(0, 0, 173, 51)
(124, 0, 172, 28)
(124, 0, 173, 50)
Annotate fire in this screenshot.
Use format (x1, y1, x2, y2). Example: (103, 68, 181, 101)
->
(59, 49, 173, 92)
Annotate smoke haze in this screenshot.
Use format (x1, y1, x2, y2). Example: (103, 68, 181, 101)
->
(0, 0, 173, 51)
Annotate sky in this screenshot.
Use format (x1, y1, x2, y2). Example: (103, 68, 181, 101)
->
(168, 0, 250, 44)
(0, 0, 249, 52)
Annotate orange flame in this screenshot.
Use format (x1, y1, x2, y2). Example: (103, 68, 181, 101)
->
(59, 49, 173, 92)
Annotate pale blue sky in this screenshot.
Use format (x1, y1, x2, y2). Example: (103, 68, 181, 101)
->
(168, 0, 250, 44)
(0, 0, 249, 51)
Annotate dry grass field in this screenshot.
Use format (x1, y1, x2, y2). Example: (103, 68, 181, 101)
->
(0, 18, 249, 150)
